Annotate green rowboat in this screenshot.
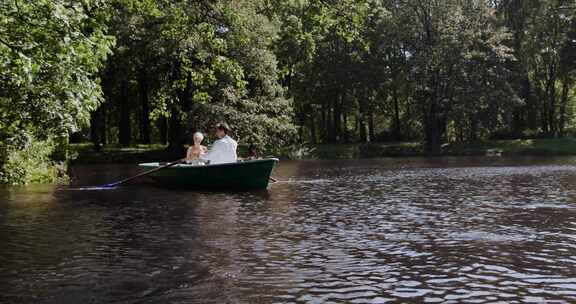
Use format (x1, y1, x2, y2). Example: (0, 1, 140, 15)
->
(138, 158, 278, 190)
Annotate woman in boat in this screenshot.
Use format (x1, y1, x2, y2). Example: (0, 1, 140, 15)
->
(186, 132, 208, 163)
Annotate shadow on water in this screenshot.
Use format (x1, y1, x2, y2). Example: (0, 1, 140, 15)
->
(2, 157, 576, 303)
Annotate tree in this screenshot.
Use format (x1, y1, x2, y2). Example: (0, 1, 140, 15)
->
(523, 1, 575, 137)
(93, 0, 297, 152)
(0, 0, 113, 184)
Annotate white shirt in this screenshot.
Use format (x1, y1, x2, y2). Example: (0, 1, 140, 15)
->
(201, 135, 237, 165)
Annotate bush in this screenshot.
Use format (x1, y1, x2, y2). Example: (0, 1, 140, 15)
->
(0, 138, 68, 185)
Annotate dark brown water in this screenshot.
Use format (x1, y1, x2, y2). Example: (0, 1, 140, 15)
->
(2, 157, 576, 303)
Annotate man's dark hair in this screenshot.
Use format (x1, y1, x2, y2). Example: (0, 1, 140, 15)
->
(215, 122, 231, 134)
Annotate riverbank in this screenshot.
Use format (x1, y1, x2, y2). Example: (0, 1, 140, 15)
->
(69, 143, 261, 163)
(69, 143, 179, 164)
(284, 138, 576, 159)
(444, 138, 576, 157)
(69, 138, 576, 163)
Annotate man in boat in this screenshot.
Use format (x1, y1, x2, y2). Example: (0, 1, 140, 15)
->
(200, 122, 238, 165)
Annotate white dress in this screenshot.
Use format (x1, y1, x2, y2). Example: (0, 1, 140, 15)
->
(201, 135, 238, 165)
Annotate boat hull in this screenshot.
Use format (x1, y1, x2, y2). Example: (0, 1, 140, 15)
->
(139, 158, 278, 190)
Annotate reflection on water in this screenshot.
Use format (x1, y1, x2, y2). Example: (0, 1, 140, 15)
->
(2, 157, 576, 303)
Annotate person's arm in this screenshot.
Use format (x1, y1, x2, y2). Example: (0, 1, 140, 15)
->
(185, 147, 193, 161)
(232, 140, 238, 161)
(201, 140, 224, 163)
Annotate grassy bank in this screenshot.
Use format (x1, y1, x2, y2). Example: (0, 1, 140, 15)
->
(303, 138, 576, 159)
(69, 138, 576, 163)
(69, 143, 178, 164)
(443, 138, 576, 156)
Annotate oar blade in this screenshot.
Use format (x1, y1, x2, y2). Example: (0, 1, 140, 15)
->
(101, 183, 119, 188)
(67, 185, 118, 191)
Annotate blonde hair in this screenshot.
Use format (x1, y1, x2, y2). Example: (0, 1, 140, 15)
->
(193, 132, 204, 143)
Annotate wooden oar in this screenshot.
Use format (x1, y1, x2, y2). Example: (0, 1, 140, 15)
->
(101, 159, 184, 188)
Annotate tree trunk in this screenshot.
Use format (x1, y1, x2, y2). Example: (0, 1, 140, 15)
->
(547, 74, 557, 138)
(425, 68, 443, 155)
(118, 80, 131, 147)
(559, 78, 570, 137)
(320, 102, 326, 143)
(522, 77, 537, 131)
(327, 100, 334, 142)
(90, 109, 101, 152)
(333, 94, 342, 143)
(310, 114, 317, 144)
(359, 113, 367, 143)
(358, 90, 368, 143)
(368, 110, 375, 142)
(512, 74, 531, 134)
(100, 103, 107, 145)
(167, 110, 184, 153)
(368, 110, 376, 142)
(139, 68, 151, 144)
(541, 85, 552, 138)
(158, 117, 167, 145)
(512, 107, 524, 135)
(392, 85, 402, 141)
(100, 66, 113, 146)
(424, 97, 442, 155)
(297, 110, 305, 143)
(469, 117, 479, 142)
(456, 120, 464, 143)
(167, 77, 192, 153)
(342, 112, 349, 143)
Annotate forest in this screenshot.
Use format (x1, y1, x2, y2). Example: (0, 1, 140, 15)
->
(1, 0, 575, 184)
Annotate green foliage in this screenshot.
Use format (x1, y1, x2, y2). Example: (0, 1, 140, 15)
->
(269, 0, 576, 153)
(401, 0, 519, 152)
(101, 0, 296, 150)
(0, 137, 67, 185)
(0, 0, 113, 184)
(2, 0, 576, 184)
(0, 0, 114, 139)
(200, 0, 297, 148)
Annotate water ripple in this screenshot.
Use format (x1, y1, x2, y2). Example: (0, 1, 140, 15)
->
(2, 159, 576, 303)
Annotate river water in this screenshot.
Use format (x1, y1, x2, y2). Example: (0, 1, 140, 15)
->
(2, 157, 576, 303)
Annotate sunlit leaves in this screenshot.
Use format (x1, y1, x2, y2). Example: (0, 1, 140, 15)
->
(0, 0, 114, 144)
(0, 0, 113, 183)
(105, 0, 296, 149)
